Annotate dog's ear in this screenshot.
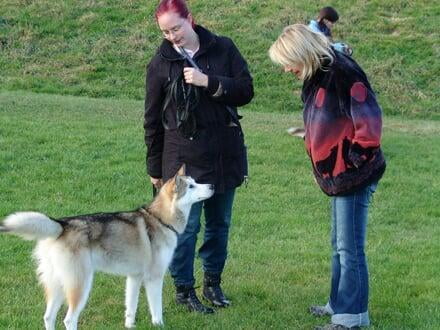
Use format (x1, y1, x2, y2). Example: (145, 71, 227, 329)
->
(176, 164, 186, 177)
(174, 175, 183, 192)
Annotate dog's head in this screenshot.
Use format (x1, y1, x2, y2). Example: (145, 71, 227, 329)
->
(174, 165, 214, 206)
(154, 165, 214, 233)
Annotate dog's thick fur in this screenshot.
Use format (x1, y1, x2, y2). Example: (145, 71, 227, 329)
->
(0, 166, 214, 329)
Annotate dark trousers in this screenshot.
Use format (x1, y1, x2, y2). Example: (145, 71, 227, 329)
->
(169, 189, 235, 287)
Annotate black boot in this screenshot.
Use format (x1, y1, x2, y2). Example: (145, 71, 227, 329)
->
(203, 272, 231, 307)
(175, 285, 215, 314)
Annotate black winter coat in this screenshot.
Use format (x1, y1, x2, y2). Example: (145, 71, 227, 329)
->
(144, 25, 254, 192)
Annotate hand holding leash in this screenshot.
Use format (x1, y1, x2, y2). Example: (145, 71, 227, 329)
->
(178, 47, 209, 87)
(183, 67, 208, 87)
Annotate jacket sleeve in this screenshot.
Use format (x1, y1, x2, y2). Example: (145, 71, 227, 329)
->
(144, 61, 165, 178)
(348, 81, 383, 168)
(205, 39, 254, 107)
(308, 20, 320, 33)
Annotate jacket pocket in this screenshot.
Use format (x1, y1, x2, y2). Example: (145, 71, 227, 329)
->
(221, 126, 245, 159)
(221, 126, 247, 185)
(177, 128, 217, 166)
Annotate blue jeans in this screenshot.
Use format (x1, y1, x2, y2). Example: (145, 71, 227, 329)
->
(327, 182, 378, 327)
(169, 189, 235, 287)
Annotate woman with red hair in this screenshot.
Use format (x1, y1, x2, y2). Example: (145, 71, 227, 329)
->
(144, 0, 253, 314)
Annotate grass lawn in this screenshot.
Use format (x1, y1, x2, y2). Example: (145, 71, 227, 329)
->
(1, 0, 439, 119)
(0, 91, 439, 329)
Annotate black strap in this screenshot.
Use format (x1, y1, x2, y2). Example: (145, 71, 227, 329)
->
(179, 47, 241, 126)
(139, 207, 179, 236)
(162, 73, 199, 139)
(161, 48, 201, 139)
(179, 47, 200, 70)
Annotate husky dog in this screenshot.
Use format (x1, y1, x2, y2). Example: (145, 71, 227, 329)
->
(0, 166, 214, 329)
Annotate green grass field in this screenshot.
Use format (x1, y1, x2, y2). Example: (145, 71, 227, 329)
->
(0, 92, 439, 329)
(0, 0, 439, 119)
(0, 0, 439, 328)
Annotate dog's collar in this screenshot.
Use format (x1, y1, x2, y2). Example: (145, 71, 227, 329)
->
(138, 207, 179, 236)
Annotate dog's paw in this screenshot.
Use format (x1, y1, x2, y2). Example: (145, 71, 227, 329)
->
(152, 319, 164, 327)
(125, 320, 136, 328)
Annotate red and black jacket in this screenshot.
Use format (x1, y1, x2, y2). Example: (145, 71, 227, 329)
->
(302, 50, 386, 196)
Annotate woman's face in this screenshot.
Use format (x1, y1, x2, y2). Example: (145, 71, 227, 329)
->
(157, 11, 194, 48)
(283, 63, 304, 79)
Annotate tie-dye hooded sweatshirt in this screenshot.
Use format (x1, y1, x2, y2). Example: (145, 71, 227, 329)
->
(302, 51, 386, 196)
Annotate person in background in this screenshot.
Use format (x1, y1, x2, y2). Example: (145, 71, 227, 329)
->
(269, 24, 386, 329)
(144, 0, 253, 314)
(308, 6, 339, 38)
(308, 6, 353, 56)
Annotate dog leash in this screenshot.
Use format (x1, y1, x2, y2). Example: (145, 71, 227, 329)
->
(138, 206, 179, 236)
(161, 47, 201, 140)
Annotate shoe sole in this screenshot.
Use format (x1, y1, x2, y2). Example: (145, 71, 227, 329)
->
(176, 298, 215, 313)
(202, 294, 230, 308)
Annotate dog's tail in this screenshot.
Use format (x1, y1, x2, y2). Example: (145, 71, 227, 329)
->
(0, 212, 63, 241)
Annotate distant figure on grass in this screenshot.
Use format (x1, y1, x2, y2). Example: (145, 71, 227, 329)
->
(144, 0, 253, 315)
(269, 24, 386, 329)
(308, 6, 353, 56)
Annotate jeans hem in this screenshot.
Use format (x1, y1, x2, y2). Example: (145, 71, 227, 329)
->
(173, 280, 196, 288)
(331, 311, 370, 327)
(203, 269, 223, 276)
(325, 302, 335, 315)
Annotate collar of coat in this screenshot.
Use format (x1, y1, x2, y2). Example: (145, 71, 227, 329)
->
(159, 25, 216, 61)
(301, 50, 371, 116)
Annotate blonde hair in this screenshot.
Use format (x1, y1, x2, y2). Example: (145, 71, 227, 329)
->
(269, 24, 334, 81)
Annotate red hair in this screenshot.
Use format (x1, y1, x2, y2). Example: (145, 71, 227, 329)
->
(155, 0, 195, 27)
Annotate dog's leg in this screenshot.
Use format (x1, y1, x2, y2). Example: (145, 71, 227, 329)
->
(43, 282, 64, 330)
(144, 276, 164, 326)
(125, 275, 143, 328)
(63, 272, 94, 330)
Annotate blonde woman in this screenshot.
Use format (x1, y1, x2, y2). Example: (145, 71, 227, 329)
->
(269, 24, 386, 330)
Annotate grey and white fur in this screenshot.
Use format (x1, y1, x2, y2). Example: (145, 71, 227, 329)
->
(0, 166, 214, 329)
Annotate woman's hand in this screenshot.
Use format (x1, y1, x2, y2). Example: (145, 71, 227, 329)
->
(183, 67, 208, 87)
(150, 177, 163, 190)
